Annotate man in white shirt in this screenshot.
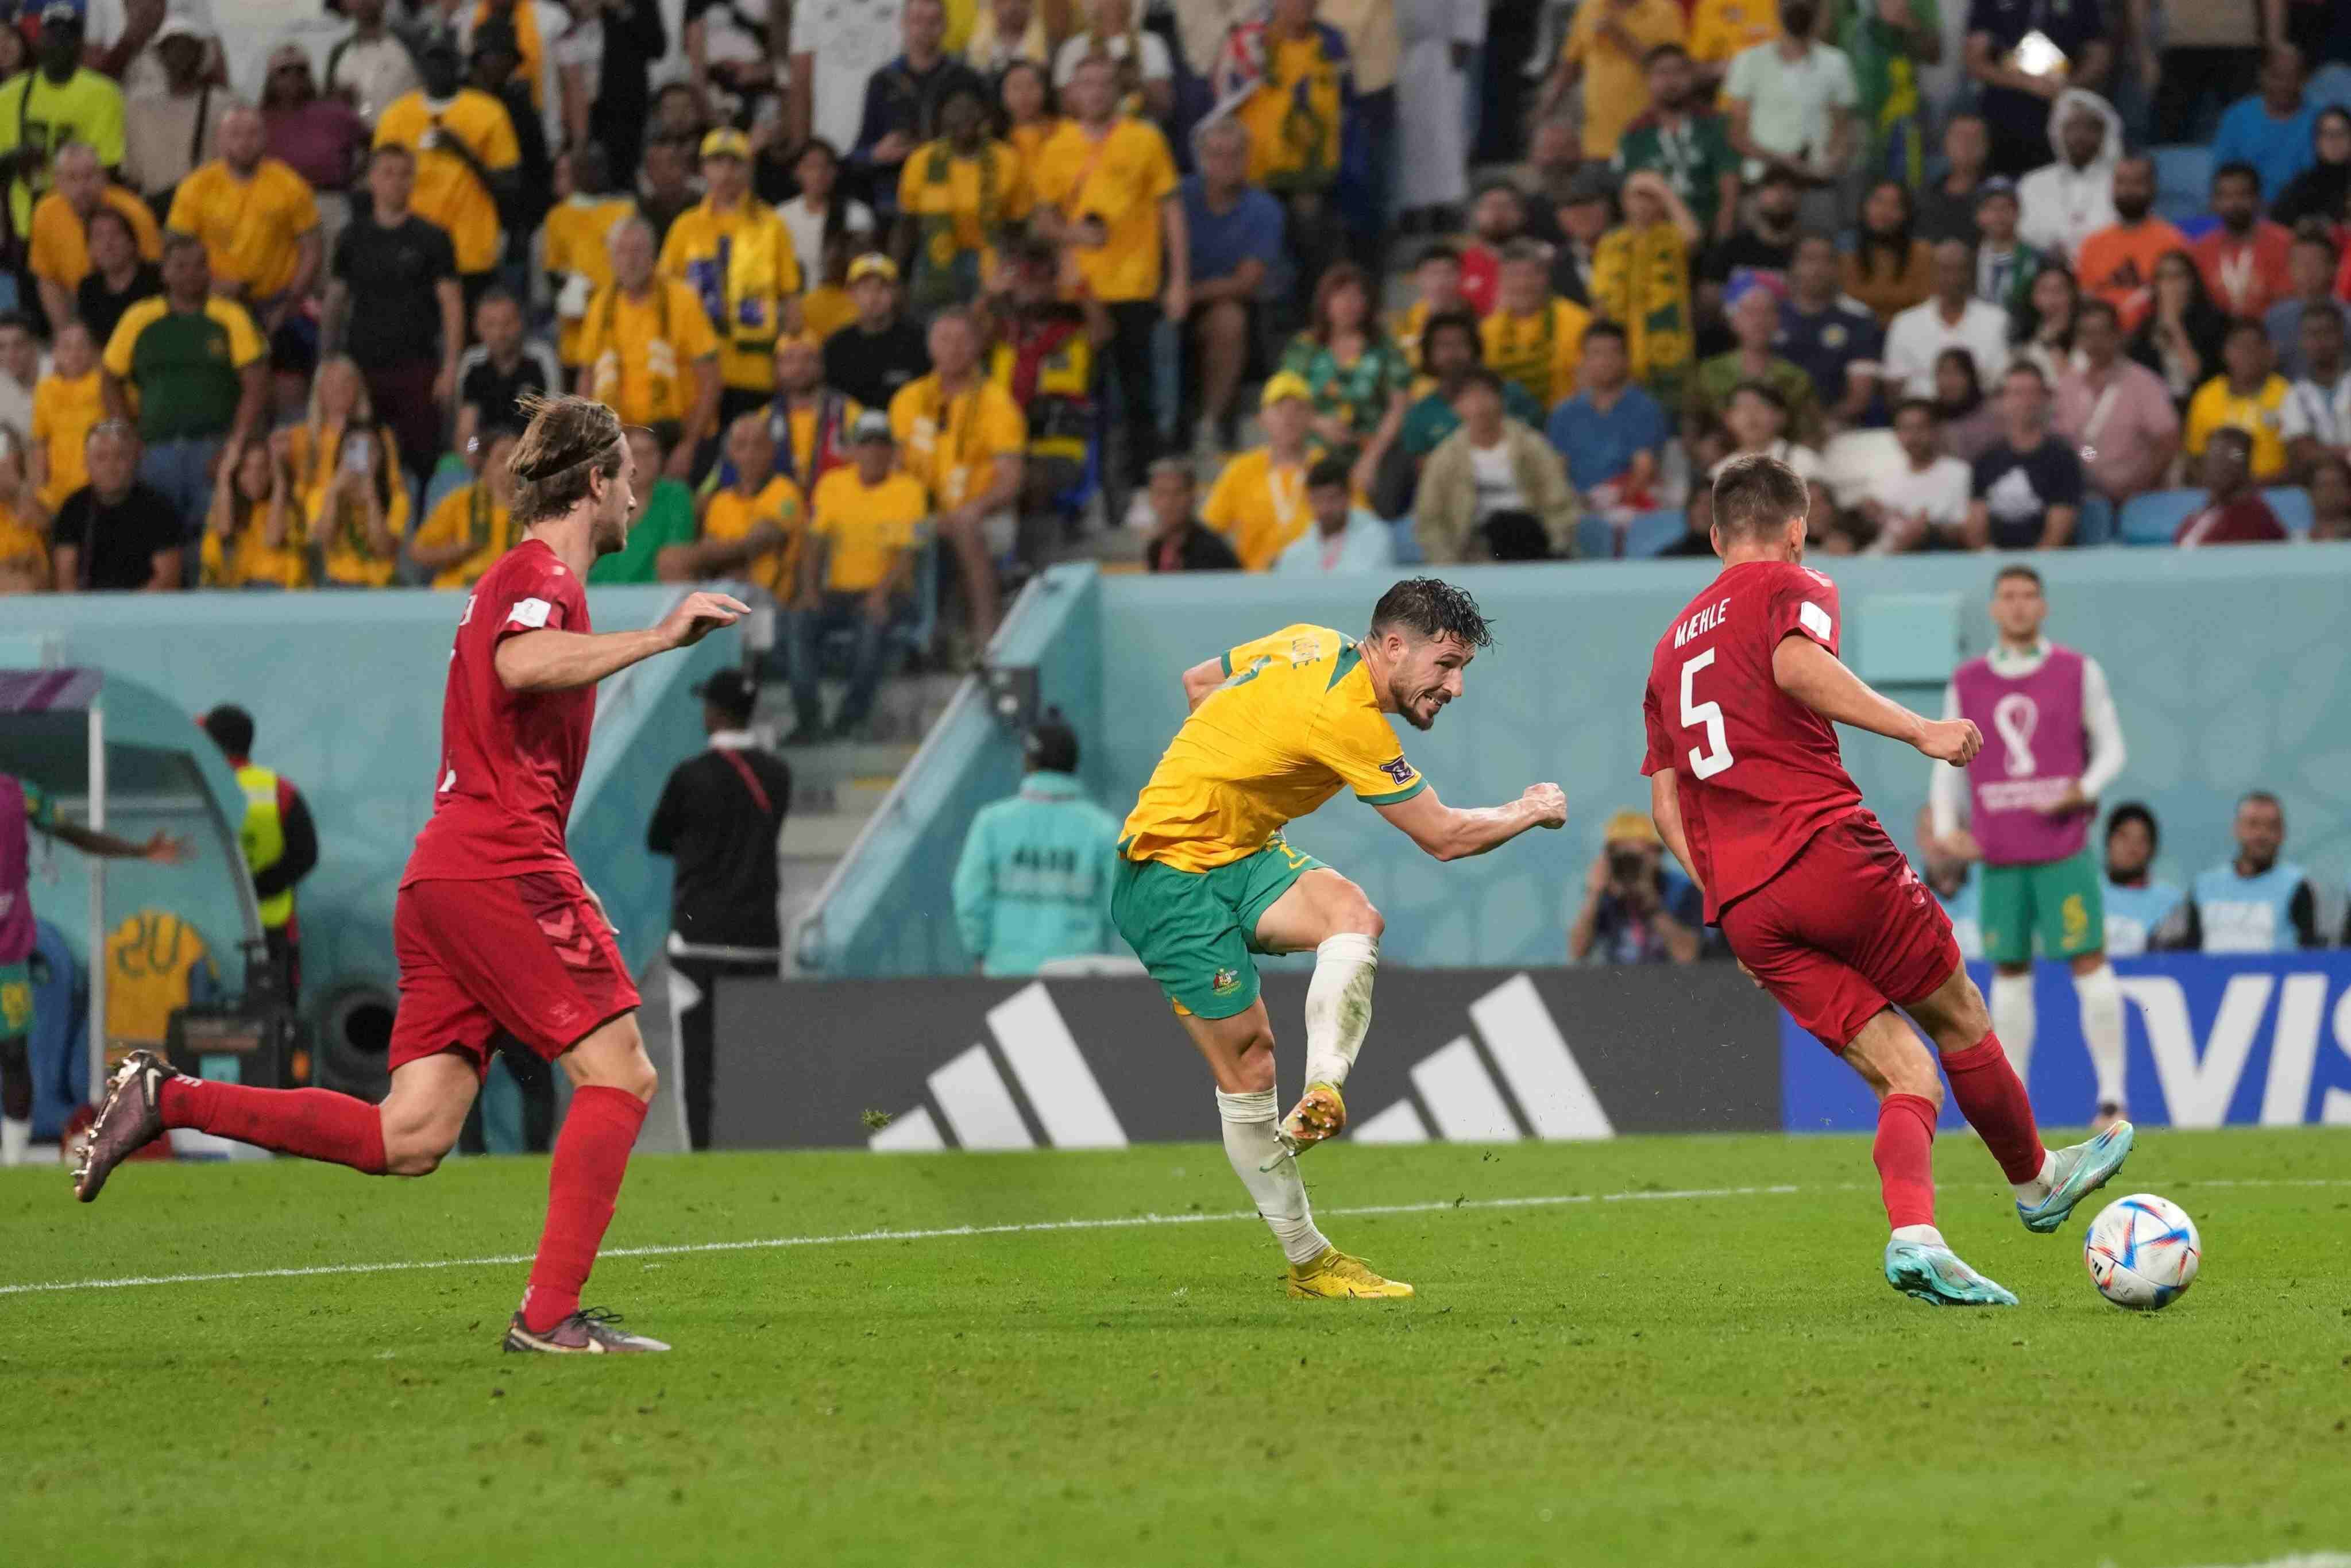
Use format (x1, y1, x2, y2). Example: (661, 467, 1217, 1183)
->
(1862, 397, 1974, 551)
(1274, 457, 1398, 575)
(787, 0, 902, 155)
(1721, 0, 1856, 230)
(1883, 238, 2013, 399)
(2279, 303, 2351, 477)
(322, 0, 420, 123)
(2015, 89, 2120, 264)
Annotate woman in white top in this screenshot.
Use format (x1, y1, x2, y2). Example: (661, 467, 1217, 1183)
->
(775, 137, 875, 295)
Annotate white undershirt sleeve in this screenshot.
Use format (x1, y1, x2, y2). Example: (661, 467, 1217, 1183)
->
(2076, 654, 2126, 802)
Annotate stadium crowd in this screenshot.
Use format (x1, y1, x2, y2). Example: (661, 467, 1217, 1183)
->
(0, 0, 2348, 733)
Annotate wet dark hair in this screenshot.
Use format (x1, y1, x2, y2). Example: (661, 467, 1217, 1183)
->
(1712, 453, 1810, 540)
(1370, 578, 1493, 650)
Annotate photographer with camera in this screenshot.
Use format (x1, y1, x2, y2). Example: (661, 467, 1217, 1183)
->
(1569, 808, 1703, 966)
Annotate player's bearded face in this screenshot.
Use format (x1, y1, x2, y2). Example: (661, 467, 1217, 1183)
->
(590, 441, 635, 555)
(1392, 633, 1470, 731)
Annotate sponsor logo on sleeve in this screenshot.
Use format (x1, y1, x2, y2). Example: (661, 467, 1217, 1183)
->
(1799, 601, 1832, 643)
(508, 597, 555, 629)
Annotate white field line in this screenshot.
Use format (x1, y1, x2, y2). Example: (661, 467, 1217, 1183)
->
(5, 1181, 1812, 1298)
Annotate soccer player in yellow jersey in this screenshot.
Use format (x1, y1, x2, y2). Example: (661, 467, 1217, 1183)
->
(1113, 580, 1568, 1300)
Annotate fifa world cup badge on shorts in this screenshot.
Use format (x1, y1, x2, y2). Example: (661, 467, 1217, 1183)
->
(1212, 967, 1242, 997)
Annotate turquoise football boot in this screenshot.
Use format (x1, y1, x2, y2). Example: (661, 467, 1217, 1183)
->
(1883, 1240, 2019, 1307)
(2016, 1121, 2135, 1234)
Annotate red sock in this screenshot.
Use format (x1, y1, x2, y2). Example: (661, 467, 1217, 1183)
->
(522, 1086, 647, 1333)
(160, 1078, 386, 1174)
(1941, 1033, 2047, 1185)
(1873, 1092, 1938, 1230)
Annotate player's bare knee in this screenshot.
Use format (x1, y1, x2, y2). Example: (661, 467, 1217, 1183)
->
(381, 1115, 459, 1177)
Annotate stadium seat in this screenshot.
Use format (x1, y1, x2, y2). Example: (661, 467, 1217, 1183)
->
(2152, 146, 2212, 226)
(1573, 516, 1616, 559)
(2076, 493, 2115, 546)
(2118, 488, 2204, 546)
(1389, 515, 1425, 565)
(2263, 486, 2315, 535)
(1624, 507, 1686, 558)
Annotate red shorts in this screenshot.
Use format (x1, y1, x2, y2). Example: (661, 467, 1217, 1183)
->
(1717, 811, 1961, 1052)
(387, 870, 640, 1076)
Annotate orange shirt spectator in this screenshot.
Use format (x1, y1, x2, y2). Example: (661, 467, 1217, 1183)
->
(2077, 217, 2187, 333)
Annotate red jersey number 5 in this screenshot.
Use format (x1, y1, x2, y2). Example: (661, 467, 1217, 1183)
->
(1680, 649, 1735, 779)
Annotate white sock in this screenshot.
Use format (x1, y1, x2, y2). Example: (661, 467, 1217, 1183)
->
(1217, 1088, 1330, 1265)
(2012, 1151, 2057, 1206)
(1990, 971, 2037, 1084)
(0, 1115, 26, 1167)
(1890, 1223, 1945, 1248)
(1300, 933, 1379, 1090)
(2076, 961, 2126, 1110)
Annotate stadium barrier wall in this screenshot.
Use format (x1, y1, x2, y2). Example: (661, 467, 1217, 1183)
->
(798, 546, 2351, 979)
(709, 964, 1783, 1150)
(1783, 952, 2351, 1131)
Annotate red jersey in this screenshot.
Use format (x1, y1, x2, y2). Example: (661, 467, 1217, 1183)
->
(1640, 559, 1863, 922)
(403, 540, 595, 885)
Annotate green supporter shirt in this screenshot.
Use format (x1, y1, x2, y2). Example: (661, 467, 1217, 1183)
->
(0, 68, 125, 232)
(1400, 379, 1546, 460)
(102, 296, 263, 444)
(1685, 353, 1824, 447)
(1612, 111, 1740, 236)
(589, 478, 698, 584)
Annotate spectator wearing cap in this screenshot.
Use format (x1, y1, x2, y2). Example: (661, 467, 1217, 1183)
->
(1273, 455, 1395, 576)
(1537, 0, 1684, 162)
(1547, 320, 1670, 512)
(1882, 238, 2011, 400)
(1965, 362, 2082, 549)
(894, 78, 1029, 314)
(1570, 807, 1701, 965)
(589, 424, 698, 584)
(1481, 240, 1591, 413)
(51, 420, 180, 590)
(168, 105, 322, 405)
(372, 30, 521, 312)
(2191, 162, 2294, 322)
(1545, 165, 1612, 312)
(673, 413, 808, 604)
(951, 710, 1123, 979)
(891, 307, 1024, 646)
(324, 0, 422, 123)
(467, 17, 553, 248)
(0, 4, 125, 235)
(1401, 310, 1543, 464)
(1182, 117, 1285, 453)
(1968, 177, 2041, 320)
(1202, 372, 1322, 571)
(1917, 113, 1992, 247)
(1591, 168, 1698, 399)
(646, 666, 792, 1151)
(2174, 426, 2287, 547)
(27, 141, 159, 335)
(850, 0, 986, 217)
(659, 128, 802, 430)
(989, 235, 1106, 563)
(2053, 298, 2180, 506)
(1612, 42, 1741, 248)
(823, 254, 932, 414)
(2101, 803, 2188, 957)
(121, 16, 231, 211)
(323, 143, 464, 496)
(2183, 318, 2292, 483)
(1416, 368, 1578, 563)
(199, 704, 318, 1003)
(1778, 234, 1884, 434)
(1139, 458, 1240, 572)
(454, 287, 561, 461)
(577, 215, 721, 478)
(101, 234, 264, 542)
(1686, 283, 1823, 449)
(789, 411, 927, 740)
(2280, 302, 2351, 477)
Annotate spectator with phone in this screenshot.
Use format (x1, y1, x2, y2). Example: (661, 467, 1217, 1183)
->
(293, 358, 408, 588)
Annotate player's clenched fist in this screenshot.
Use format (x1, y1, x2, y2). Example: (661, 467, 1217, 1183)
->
(1522, 782, 1569, 828)
(1915, 718, 1982, 766)
(659, 592, 752, 649)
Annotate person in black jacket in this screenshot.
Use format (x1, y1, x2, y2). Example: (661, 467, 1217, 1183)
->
(1140, 458, 1240, 571)
(199, 704, 319, 1005)
(647, 668, 793, 1150)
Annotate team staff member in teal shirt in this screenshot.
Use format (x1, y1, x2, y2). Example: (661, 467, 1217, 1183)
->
(951, 713, 1124, 977)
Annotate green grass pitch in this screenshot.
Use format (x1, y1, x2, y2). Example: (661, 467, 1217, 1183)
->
(5, 1128, 2349, 1567)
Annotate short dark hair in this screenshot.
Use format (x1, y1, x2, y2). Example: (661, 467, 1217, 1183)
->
(1711, 453, 1810, 540)
(1415, 242, 1462, 268)
(1024, 710, 1078, 774)
(1580, 319, 1628, 350)
(1993, 563, 2042, 592)
(2106, 801, 2159, 853)
(1370, 578, 1493, 650)
(2003, 360, 2048, 388)
(1421, 309, 1482, 358)
(162, 231, 207, 262)
(2224, 316, 2271, 346)
(1305, 456, 1352, 492)
(84, 205, 136, 245)
(1453, 367, 1504, 401)
(201, 704, 255, 758)
(2075, 298, 2121, 333)
(2239, 789, 2283, 814)
(2213, 160, 2262, 194)
(371, 141, 414, 165)
(1642, 41, 1689, 67)
(1728, 379, 1787, 415)
(2207, 424, 2255, 458)
(1892, 396, 1940, 424)
(0, 311, 32, 338)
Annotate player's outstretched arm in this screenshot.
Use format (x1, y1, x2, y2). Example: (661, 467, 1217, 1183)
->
(1376, 782, 1568, 863)
(1771, 636, 1982, 766)
(47, 821, 191, 863)
(496, 591, 751, 693)
(1180, 657, 1225, 713)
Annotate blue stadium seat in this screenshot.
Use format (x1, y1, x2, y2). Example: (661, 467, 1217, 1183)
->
(2118, 488, 2204, 546)
(2075, 493, 2115, 546)
(1624, 507, 1687, 558)
(1573, 516, 1616, 559)
(2263, 486, 2315, 535)
(2152, 146, 2212, 226)
(1389, 515, 1425, 565)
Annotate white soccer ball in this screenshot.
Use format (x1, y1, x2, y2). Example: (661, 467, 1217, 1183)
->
(2083, 1194, 2202, 1311)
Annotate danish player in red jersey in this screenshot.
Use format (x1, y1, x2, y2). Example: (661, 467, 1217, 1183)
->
(73, 394, 748, 1354)
(1640, 454, 2134, 1306)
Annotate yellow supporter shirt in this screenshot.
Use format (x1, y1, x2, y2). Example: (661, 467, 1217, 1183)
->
(1200, 445, 1321, 571)
(542, 194, 636, 367)
(0, 500, 49, 590)
(1688, 0, 1779, 73)
(32, 369, 105, 512)
(701, 473, 808, 598)
(781, 394, 863, 482)
(810, 466, 926, 593)
(411, 480, 517, 589)
(897, 139, 1031, 286)
(1236, 32, 1348, 190)
(1118, 623, 1427, 872)
(373, 90, 520, 273)
(578, 278, 723, 427)
(199, 500, 310, 589)
(799, 284, 858, 343)
(889, 373, 1026, 511)
(1009, 118, 1061, 170)
(658, 198, 804, 393)
(1030, 116, 1178, 303)
(2184, 374, 2291, 481)
(289, 422, 411, 586)
(26, 186, 161, 289)
(1562, 0, 1685, 156)
(1482, 297, 1591, 410)
(167, 159, 320, 300)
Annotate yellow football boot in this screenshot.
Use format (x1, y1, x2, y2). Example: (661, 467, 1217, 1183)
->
(1273, 1081, 1346, 1164)
(1285, 1247, 1414, 1300)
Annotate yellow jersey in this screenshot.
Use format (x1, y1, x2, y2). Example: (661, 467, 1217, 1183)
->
(1687, 0, 1779, 71)
(701, 473, 807, 598)
(2184, 374, 2291, 481)
(288, 421, 411, 586)
(32, 368, 105, 512)
(1561, 0, 1685, 156)
(411, 480, 516, 589)
(167, 158, 321, 300)
(897, 138, 1031, 288)
(26, 185, 160, 288)
(373, 89, 520, 273)
(800, 284, 858, 342)
(1201, 445, 1320, 570)
(542, 193, 636, 366)
(578, 277, 723, 427)
(0, 500, 49, 589)
(889, 373, 1026, 511)
(657, 196, 804, 392)
(809, 466, 926, 593)
(1481, 297, 1591, 410)
(1235, 32, 1347, 190)
(1030, 115, 1178, 303)
(199, 501, 310, 589)
(1119, 623, 1427, 872)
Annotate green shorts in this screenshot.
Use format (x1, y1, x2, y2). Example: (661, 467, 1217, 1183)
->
(0, 959, 30, 1038)
(1111, 835, 1324, 1021)
(1979, 849, 2105, 965)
